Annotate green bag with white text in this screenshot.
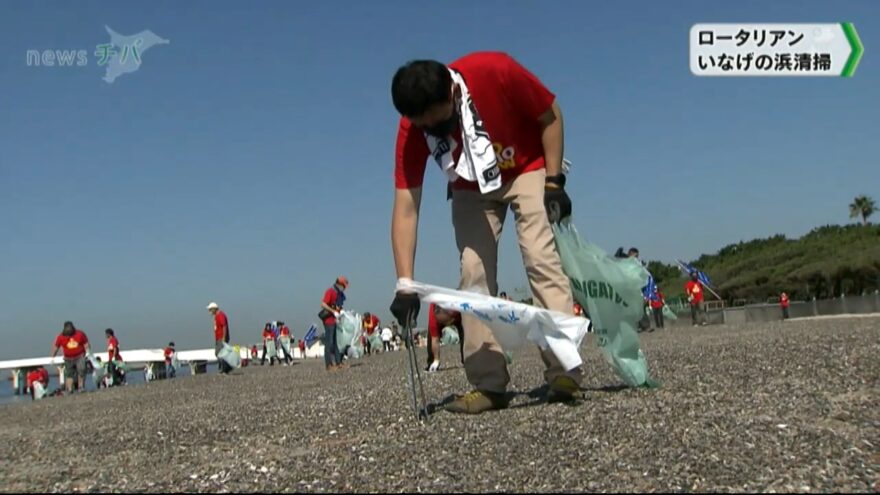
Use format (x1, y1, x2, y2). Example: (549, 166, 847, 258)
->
(552, 220, 658, 388)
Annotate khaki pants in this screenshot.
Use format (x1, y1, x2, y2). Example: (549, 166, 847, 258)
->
(452, 169, 583, 394)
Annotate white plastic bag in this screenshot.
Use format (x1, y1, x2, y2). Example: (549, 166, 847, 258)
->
(32, 381, 47, 400)
(397, 280, 590, 372)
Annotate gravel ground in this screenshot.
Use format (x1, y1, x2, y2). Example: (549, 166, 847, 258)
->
(1, 317, 878, 493)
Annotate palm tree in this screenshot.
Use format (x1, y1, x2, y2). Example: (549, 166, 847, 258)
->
(849, 195, 876, 225)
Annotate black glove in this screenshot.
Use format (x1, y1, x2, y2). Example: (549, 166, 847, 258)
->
(390, 292, 420, 327)
(544, 183, 572, 223)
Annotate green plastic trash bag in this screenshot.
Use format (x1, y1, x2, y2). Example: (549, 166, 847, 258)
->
(552, 220, 658, 388)
(264, 339, 277, 359)
(440, 326, 460, 346)
(217, 342, 241, 369)
(336, 311, 362, 354)
(368, 332, 383, 351)
(347, 344, 364, 359)
(662, 305, 678, 321)
(87, 354, 107, 384)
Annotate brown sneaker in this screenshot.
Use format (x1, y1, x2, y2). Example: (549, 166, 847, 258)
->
(445, 390, 508, 415)
(547, 375, 582, 403)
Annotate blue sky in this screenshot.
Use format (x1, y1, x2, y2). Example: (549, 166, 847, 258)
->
(1, 1, 877, 358)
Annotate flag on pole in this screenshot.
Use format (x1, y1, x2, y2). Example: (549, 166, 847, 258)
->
(643, 274, 660, 301)
(304, 324, 319, 346)
(678, 260, 712, 287)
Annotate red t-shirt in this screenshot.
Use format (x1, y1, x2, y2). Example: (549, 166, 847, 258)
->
(649, 292, 665, 309)
(780, 294, 790, 308)
(262, 329, 273, 342)
(686, 281, 704, 305)
(27, 368, 49, 389)
(428, 303, 463, 339)
(298, 341, 306, 351)
(214, 311, 228, 341)
(164, 347, 175, 364)
(322, 288, 343, 325)
(107, 336, 122, 361)
(362, 315, 379, 335)
(55, 330, 89, 359)
(395, 52, 555, 191)
(280, 326, 290, 338)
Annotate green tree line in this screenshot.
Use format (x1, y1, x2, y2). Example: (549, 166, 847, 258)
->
(648, 224, 880, 304)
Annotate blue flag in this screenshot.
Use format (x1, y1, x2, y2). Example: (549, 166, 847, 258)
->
(679, 260, 712, 288)
(304, 324, 319, 345)
(643, 275, 660, 301)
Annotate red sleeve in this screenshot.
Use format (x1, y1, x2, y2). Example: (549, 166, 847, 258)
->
(78, 331, 89, 346)
(216, 313, 228, 329)
(394, 117, 430, 190)
(54, 335, 63, 348)
(322, 288, 336, 306)
(501, 53, 556, 121)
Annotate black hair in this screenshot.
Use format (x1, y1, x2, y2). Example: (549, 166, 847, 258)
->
(628, 247, 640, 255)
(391, 60, 452, 118)
(63, 321, 74, 329)
(169, 342, 175, 347)
(105, 328, 114, 336)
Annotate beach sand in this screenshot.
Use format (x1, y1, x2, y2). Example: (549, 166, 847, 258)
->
(1, 317, 877, 493)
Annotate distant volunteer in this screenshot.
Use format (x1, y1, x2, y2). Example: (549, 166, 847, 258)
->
(164, 342, 177, 379)
(362, 313, 380, 355)
(207, 302, 233, 374)
(685, 273, 706, 326)
(105, 328, 125, 385)
(278, 322, 293, 365)
(426, 303, 464, 372)
(26, 366, 50, 399)
(381, 325, 394, 352)
(261, 323, 278, 366)
(50, 321, 91, 393)
(319, 276, 349, 371)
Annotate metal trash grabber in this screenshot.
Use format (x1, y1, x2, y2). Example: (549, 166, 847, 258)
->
(403, 310, 429, 422)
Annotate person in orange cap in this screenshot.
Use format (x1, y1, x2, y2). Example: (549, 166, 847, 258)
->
(319, 276, 348, 371)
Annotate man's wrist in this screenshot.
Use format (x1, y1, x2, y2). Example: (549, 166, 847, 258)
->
(545, 174, 566, 189)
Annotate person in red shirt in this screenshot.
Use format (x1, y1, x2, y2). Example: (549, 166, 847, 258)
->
(649, 288, 666, 330)
(261, 323, 279, 366)
(278, 322, 293, 365)
(388, 52, 582, 414)
(50, 321, 90, 393)
(298, 339, 306, 359)
(362, 313, 380, 355)
(320, 277, 348, 371)
(207, 302, 233, 374)
(780, 292, 790, 320)
(685, 273, 706, 326)
(164, 342, 177, 379)
(426, 303, 464, 372)
(105, 328, 126, 386)
(251, 345, 259, 359)
(26, 367, 50, 400)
